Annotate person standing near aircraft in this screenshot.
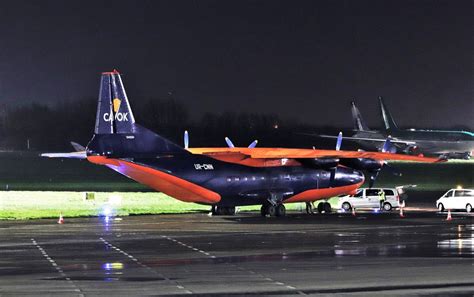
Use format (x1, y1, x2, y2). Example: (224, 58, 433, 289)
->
(378, 189, 386, 210)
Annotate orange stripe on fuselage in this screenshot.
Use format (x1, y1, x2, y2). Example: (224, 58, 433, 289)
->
(284, 181, 364, 203)
(87, 156, 221, 204)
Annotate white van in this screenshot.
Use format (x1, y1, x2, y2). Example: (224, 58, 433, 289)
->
(436, 189, 474, 213)
(337, 188, 401, 212)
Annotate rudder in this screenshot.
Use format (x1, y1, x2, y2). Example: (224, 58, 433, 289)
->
(94, 70, 137, 134)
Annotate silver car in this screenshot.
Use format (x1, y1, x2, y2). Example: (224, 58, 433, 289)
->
(337, 188, 401, 212)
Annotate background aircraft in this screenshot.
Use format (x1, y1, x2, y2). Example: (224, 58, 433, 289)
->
(43, 71, 441, 217)
(319, 97, 474, 159)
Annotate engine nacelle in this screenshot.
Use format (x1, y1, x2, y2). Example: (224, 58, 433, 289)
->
(339, 158, 383, 171)
(300, 158, 340, 169)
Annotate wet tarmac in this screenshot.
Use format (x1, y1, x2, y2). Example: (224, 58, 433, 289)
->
(0, 209, 473, 296)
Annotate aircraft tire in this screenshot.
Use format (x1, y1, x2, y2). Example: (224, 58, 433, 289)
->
(267, 205, 277, 217)
(323, 202, 332, 213)
(317, 202, 325, 213)
(275, 204, 286, 217)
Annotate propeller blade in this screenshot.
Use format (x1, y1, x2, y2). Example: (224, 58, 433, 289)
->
(336, 132, 342, 151)
(225, 137, 235, 148)
(184, 130, 189, 149)
(383, 163, 402, 177)
(368, 170, 380, 188)
(382, 136, 392, 153)
(70, 141, 86, 152)
(248, 140, 258, 148)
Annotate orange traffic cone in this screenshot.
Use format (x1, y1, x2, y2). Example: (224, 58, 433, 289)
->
(445, 209, 452, 221)
(57, 213, 64, 224)
(352, 207, 356, 216)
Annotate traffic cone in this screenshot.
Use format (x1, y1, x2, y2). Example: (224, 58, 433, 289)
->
(57, 213, 64, 224)
(445, 209, 452, 221)
(352, 207, 356, 216)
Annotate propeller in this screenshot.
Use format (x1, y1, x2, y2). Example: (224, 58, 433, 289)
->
(225, 137, 235, 148)
(381, 136, 396, 153)
(335, 131, 342, 151)
(332, 134, 401, 188)
(248, 140, 258, 148)
(184, 130, 189, 149)
(225, 137, 258, 148)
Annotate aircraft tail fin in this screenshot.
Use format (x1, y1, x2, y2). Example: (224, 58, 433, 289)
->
(379, 96, 399, 131)
(351, 101, 369, 131)
(89, 70, 186, 156)
(95, 70, 137, 134)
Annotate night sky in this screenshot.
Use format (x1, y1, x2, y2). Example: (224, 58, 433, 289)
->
(0, 0, 472, 129)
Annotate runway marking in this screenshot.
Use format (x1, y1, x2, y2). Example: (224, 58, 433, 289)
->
(161, 235, 306, 295)
(99, 237, 192, 294)
(31, 238, 84, 297)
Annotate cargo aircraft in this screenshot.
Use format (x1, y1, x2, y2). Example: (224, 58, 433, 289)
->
(43, 71, 442, 217)
(318, 97, 474, 159)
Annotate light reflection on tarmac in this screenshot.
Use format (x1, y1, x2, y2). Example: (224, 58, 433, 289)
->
(0, 209, 473, 296)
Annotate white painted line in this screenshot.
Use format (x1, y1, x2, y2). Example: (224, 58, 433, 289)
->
(100, 237, 192, 294)
(31, 238, 82, 295)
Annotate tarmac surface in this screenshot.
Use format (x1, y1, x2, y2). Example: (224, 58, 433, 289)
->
(0, 208, 473, 296)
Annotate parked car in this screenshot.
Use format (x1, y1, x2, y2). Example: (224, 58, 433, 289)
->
(337, 188, 402, 212)
(436, 189, 474, 213)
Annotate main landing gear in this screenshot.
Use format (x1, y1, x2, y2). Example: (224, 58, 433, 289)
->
(260, 203, 286, 217)
(306, 201, 332, 214)
(211, 206, 236, 215)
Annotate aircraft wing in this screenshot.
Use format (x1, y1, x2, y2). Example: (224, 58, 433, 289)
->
(188, 147, 443, 162)
(318, 134, 416, 145)
(41, 151, 87, 159)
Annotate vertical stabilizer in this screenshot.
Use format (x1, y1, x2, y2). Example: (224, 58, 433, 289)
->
(351, 101, 369, 131)
(379, 96, 399, 131)
(94, 70, 137, 134)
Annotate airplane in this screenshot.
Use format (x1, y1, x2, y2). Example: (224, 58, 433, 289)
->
(318, 97, 474, 159)
(42, 70, 442, 217)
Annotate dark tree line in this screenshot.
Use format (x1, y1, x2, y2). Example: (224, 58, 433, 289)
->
(0, 98, 337, 151)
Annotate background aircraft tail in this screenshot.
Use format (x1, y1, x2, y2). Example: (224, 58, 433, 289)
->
(88, 70, 187, 156)
(351, 101, 369, 131)
(379, 96, 399, 131)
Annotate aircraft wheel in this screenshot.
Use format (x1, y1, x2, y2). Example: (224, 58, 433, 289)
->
(275, 204, 286, 217)
(324, 202, 332, 213)
(383, 203, 392, 212)
(466, 204, 472, 213)
(267, 205, 277, 217)
(317, 202, 325, 213)
(342, 202, 352, 211)
(438, 203, 445, 212)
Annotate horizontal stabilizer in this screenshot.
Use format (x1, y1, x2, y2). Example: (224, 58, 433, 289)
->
(70, 141, 86, 152)
(41, 151, 87, 159)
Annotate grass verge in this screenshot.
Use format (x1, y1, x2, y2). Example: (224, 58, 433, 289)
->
(0, 191, 314, 220)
